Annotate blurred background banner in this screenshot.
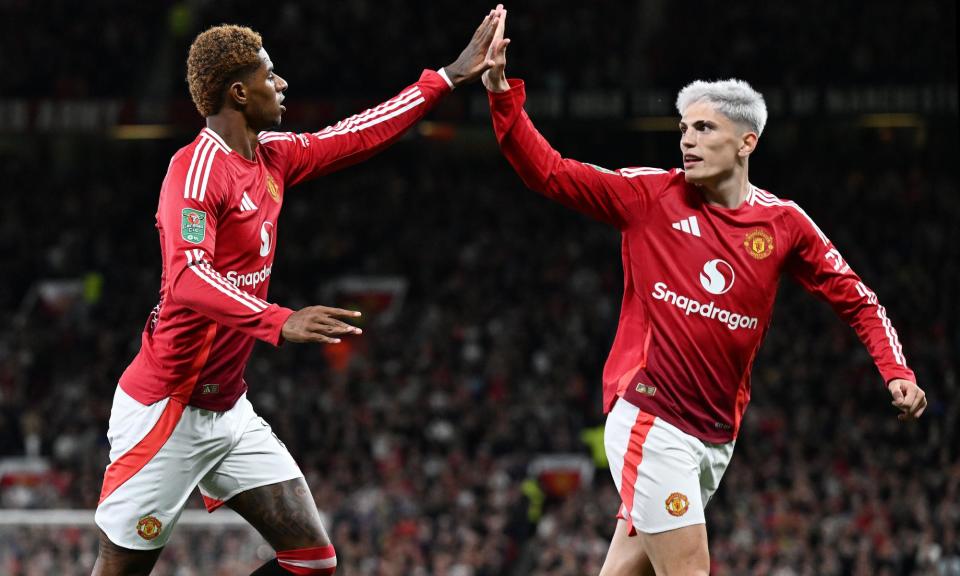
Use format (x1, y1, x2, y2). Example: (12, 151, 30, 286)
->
(2, 85, 956, 134)
(0, 1, 956, 574)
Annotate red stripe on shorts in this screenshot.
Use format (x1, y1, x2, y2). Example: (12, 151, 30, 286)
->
(99, 324, 217, 504)
(202, 494, 226, 512)
(619, 409, 656, 530)
(98, 400, 186, 504)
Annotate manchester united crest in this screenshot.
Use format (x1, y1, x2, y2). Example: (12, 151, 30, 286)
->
(266, 174, 281, 203)
(136, 515, 162, 540)
(665, 492, 690, 517)
(743, 229, 774, 260)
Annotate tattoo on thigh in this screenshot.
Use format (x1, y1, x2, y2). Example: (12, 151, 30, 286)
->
(94, 530, 162, 574)
(230, 479, 327, 547)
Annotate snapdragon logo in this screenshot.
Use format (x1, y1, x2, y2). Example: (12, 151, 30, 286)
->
(651, 282, 759, 331)
(259, 221, 274, 257)
(699, 259, 735, 295)
(226, 263, 273, 290)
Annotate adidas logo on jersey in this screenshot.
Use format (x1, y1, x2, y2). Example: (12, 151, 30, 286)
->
(672, 216, 701, 237)
(239, 191, 258, 213)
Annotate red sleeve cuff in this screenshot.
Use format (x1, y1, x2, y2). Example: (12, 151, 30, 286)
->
(266, 305, 296, 347)
(882, 369, 917, 386)
(487, 78, 526, 105)
(488, 79, 527, 142)
(420, 69, 454, 96)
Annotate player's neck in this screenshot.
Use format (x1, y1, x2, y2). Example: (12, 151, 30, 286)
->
(205, 114, 259, 161)
(700, 167, 750, 209)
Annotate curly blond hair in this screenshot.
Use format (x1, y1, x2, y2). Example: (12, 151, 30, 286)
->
(186, 25, 263, 117)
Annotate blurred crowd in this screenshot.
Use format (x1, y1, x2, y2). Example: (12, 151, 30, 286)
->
(1, 0, 958, 574)
(5, 0, 955, 99)
(0, 113, 957, 575)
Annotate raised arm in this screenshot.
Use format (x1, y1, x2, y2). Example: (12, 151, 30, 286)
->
(265, 8, 502, 187)
(482, 8, 658, 229)
(785, 206, 926, 421)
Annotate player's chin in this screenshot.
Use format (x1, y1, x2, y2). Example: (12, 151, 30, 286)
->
(683, 166, 719, 185)
(269, 105, 286, 128)
(683, 169, 705, 184)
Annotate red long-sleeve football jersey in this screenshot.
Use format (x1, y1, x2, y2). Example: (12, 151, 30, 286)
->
(119, 70, 450, 411)
(490, 79, 914, 442)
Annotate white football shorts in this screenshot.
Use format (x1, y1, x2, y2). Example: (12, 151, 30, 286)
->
(95, 385, 303, 549)
(604, 397, 735, 535)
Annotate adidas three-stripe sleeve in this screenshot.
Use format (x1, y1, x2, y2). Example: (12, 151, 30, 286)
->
(260, 69, 452, 188)
(785, 207, 914, 385)
(488, 79, 661, 230)
(488, 77, 916, 443)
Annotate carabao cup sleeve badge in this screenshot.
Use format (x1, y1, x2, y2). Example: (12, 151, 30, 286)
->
(181, 208, 207, 244)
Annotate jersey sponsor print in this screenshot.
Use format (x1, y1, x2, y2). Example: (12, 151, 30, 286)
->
(119, 69, 452, 412)
(489, 79, 914, 442)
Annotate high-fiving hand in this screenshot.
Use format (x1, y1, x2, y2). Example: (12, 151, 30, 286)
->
(482, 5, 510, 92)
(443, 6, 504, 88)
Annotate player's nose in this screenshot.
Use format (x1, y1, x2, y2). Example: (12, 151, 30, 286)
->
(275, 74, 288, 93)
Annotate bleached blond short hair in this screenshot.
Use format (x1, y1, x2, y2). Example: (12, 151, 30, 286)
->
(676, 79, 768, 136)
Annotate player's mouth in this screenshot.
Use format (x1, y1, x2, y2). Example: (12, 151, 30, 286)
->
(278, 96, 286, 113)
(683, 154, 703, 168)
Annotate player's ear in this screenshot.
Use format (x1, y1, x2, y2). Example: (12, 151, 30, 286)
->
(226, 81, 248, 108)
(738, 132, 758, 158)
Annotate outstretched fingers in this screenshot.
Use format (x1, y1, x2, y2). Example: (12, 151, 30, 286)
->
(313, 306, 362, 319)
(485, 6, 508, 66)
(305, 310, 361, 343)
(481, 6, 510, 92)
(447, 5, 508, 87)
(281, 305, 363, 344)
(474, 8, 499, 45)
(313, 316, 361, 335)
(480, 13, 500, 55)
(473, 13, 492, 43)
(496, 37, 511, 60)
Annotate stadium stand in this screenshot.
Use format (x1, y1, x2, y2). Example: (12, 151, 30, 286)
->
(0, 1, 956, 574)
